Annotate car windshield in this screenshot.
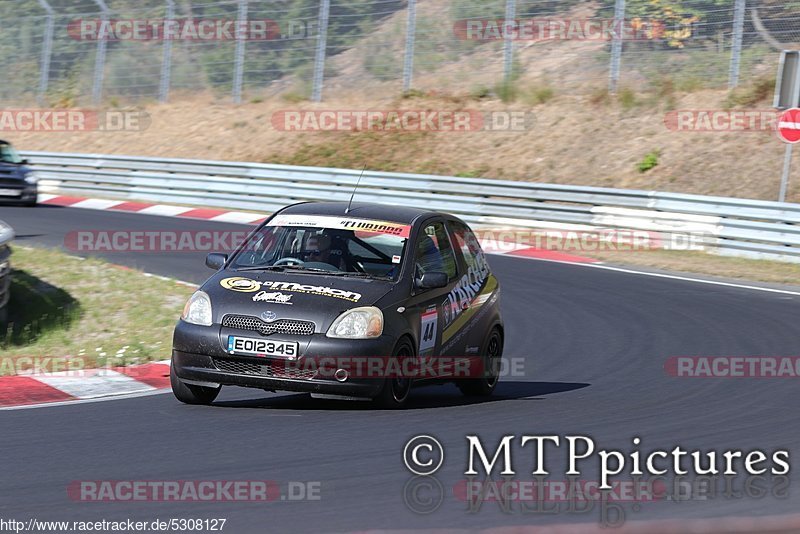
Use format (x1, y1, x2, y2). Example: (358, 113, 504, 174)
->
(230, 214, 410, 280)
(0, 143, 22, 164)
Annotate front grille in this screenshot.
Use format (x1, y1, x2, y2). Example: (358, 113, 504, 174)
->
(222, 314, 315, 336)
(212, 357, 316, 380)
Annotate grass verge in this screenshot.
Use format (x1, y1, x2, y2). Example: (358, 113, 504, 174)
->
(578, 248, 800, 287)
(1, 246, 195, 375)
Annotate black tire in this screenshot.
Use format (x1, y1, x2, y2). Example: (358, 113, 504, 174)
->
(170, 362, 221, 405)
(373, 340, 414, 409)
(23, 199, 36, 207)
(458, 328, 503, 397)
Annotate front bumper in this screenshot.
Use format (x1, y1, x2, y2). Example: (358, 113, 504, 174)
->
(0, 184, 36, 203)
(172, 320, 394, 398)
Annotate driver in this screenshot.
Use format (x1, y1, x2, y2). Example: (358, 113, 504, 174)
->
(304, 233, 344, 269)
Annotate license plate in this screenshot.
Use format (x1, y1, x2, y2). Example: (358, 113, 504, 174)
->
(226, 336, 299, 359)
(0, 189, 20, 197)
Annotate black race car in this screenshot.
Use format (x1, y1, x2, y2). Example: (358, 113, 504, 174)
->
(171, 202, 503, 408)
(0, 141, 38, 206)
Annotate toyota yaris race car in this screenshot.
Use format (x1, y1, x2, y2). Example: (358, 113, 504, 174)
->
(171, 201, 503, 408)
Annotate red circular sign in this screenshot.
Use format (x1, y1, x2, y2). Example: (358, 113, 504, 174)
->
(777, 108, 800, 144)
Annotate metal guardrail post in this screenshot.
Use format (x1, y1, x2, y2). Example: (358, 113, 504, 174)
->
(159, 0, 175, 104)
(232, 0, 248, 104)
(779, 144, 793, 203)
(608, 0, 626, 93)
(36, 0, 55, 105)
(402, 0, 417, 93)
(312, 0, 331, 102)
(91, 0, 110, 105)
(503, 0, 516, 84)
(728, 0, 746, 89)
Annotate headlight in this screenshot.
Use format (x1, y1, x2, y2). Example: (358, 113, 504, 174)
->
(326, 306, 383, 339)
(181, 290, 212, 326)
(23, 172, 39, 185)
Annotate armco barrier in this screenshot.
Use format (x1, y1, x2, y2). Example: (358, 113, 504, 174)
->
(20, 150, 800, 264)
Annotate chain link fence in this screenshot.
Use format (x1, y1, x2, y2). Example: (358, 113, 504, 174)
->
(0, 0, 798, 106)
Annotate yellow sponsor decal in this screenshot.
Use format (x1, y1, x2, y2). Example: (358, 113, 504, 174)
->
(220, 277, 261, 292)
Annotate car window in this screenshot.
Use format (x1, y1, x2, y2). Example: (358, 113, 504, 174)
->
(414, 221, 457, 282)
(0, 143, 22, 164)
(450, 220, 491, 278)
(230, 215, 409, 280)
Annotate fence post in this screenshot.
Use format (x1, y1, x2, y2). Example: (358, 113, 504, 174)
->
(91, 0, 110, 105)
(312, 0, 331, 102)
(36, 0, 54, 105)
(503, 0, 516, 83)
(402, 0, 417, 93)
(728, 0, 746, 89)
(159, 0, 175, 103)
(608, 0, 625, 93)
(232, 0, 248, 103)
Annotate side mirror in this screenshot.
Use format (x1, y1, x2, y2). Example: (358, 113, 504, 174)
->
(205, 252, 228, 270)
(417, 271, 448, 290)
(20, 159, 28, 165)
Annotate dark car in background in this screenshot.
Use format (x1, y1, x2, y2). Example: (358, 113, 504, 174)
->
(171, 201, 504, 408)
(0, 140, 38, 206)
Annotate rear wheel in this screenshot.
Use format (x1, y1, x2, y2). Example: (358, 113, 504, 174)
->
(170, 362, 221, 405)
(374, 340, 414, 409)
(458, 328, 502, 397)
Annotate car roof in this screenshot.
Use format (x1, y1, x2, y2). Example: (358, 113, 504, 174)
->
(279, 201, 454, 226)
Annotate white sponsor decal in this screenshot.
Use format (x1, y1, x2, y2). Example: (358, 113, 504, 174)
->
(220, 277, 361, 302)
(267, 214, 411, 238)
(252, 291, 293, 304)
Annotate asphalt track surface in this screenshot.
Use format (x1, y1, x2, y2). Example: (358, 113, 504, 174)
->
(1, 204, 799, 532)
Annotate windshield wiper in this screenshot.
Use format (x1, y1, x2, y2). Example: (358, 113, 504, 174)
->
(326, 272, 391, 280)
(281, 265, 338, 274)
(233, 265, 288, 272)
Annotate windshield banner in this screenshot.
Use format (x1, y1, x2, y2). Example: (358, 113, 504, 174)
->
(267, 214, 411, 238)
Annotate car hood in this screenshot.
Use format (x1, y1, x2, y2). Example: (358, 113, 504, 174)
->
(203, 270, 395, 332)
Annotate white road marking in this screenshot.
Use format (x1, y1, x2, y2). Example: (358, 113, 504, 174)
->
(210, 211, 263, 224)
(34, 369, 155, 399)
(0, 388, 171, 411)
(70, 198, 124, 210)
(138, 204, 193, 217)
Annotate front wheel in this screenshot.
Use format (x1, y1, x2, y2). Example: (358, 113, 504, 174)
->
(170, 362, 221, 405)
(458, 328, 503, 397)
(373, 340, 414, 409)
